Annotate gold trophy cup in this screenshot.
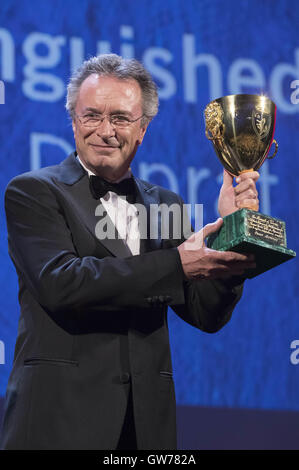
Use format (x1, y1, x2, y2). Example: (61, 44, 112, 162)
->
(204, 94, 295, 278)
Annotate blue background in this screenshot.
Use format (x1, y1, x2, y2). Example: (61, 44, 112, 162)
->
(0, 0, 299, 447)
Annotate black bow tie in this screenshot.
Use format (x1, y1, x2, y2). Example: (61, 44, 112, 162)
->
(89, 175, 137, 204)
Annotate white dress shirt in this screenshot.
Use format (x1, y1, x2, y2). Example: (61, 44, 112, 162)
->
(77, 155, 140, 256)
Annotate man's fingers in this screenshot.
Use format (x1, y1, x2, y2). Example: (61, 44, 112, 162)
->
(211, 250, 256, 264)
(236, 171, 260, 184)
(236, 199, 259, 211)
(234, 179, 258, 196)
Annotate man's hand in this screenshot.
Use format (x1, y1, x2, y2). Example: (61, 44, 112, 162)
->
(218, 169, 260, 217)
(177, 218, 256, 280)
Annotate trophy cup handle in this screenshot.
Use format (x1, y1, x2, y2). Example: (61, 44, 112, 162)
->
(205, 128, 215, 140)
(205, 127, 224, 140)
(267, 139, 278, 160)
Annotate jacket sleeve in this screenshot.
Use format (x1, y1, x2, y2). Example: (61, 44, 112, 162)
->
(171, 275, 244, 333)
(166, 195, 245, 333)
(4, 174, 186, 314)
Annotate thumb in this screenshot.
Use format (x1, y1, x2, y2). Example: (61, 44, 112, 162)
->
(222, 169, 234, 189)
(182, 217, 223, 250)
(202, 217, 223, 240)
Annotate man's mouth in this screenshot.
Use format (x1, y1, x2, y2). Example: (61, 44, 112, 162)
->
(89, 143, 120, 150)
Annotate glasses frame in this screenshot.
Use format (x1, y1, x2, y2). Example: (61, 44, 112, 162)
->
(74, 112, 145, 129)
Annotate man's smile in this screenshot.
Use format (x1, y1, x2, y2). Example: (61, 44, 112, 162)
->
(88, 143, 119, 149)
(89, 144, 120, 152)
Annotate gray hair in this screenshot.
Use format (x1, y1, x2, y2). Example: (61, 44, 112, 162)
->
(65, 54, 159, 126)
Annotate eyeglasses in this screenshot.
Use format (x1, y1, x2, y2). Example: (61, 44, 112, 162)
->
(75, 112, 145, 129)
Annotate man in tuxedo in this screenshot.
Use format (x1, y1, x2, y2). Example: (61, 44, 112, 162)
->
(0, 54, 259, 450)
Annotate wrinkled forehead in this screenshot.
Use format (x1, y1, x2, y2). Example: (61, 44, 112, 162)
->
(76, 74, 143, 114)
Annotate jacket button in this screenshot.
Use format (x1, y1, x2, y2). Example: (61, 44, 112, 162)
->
(120, 372, 130, 384)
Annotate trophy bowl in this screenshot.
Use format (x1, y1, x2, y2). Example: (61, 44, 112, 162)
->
(204, 94, 278, 176)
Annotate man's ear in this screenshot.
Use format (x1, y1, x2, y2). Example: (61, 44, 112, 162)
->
(137, 124, 148, 145)
(72, 120, 76, 134)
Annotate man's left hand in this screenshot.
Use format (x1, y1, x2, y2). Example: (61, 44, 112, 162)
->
(218, 169, 260, 217)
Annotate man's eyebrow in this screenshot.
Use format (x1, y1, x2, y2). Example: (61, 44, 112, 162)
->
(83, 107, 102, 113)
(110, 110, 133, 116)
(84, 107, 132, 116)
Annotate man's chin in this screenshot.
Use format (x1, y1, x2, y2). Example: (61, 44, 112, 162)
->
(88, 151, 124, 173)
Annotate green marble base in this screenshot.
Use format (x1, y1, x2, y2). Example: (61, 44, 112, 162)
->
(206, 208, 296, 278)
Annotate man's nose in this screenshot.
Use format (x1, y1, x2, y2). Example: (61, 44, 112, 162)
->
(95, 116, 115, 138)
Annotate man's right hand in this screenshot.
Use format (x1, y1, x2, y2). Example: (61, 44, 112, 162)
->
(177, 218, 256, 280)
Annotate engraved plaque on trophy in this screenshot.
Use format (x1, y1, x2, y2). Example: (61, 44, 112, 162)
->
(204, 94, 296, 278)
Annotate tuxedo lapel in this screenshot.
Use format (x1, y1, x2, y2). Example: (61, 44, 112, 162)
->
(133, 177, 162, 254)
(55, 152, 132, 259)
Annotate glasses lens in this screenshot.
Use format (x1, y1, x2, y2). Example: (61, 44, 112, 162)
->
(80, 116, 101, 127)
(78, 114, 140, 128)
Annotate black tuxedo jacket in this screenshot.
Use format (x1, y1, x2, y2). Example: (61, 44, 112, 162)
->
(0, 152, 244, 449)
